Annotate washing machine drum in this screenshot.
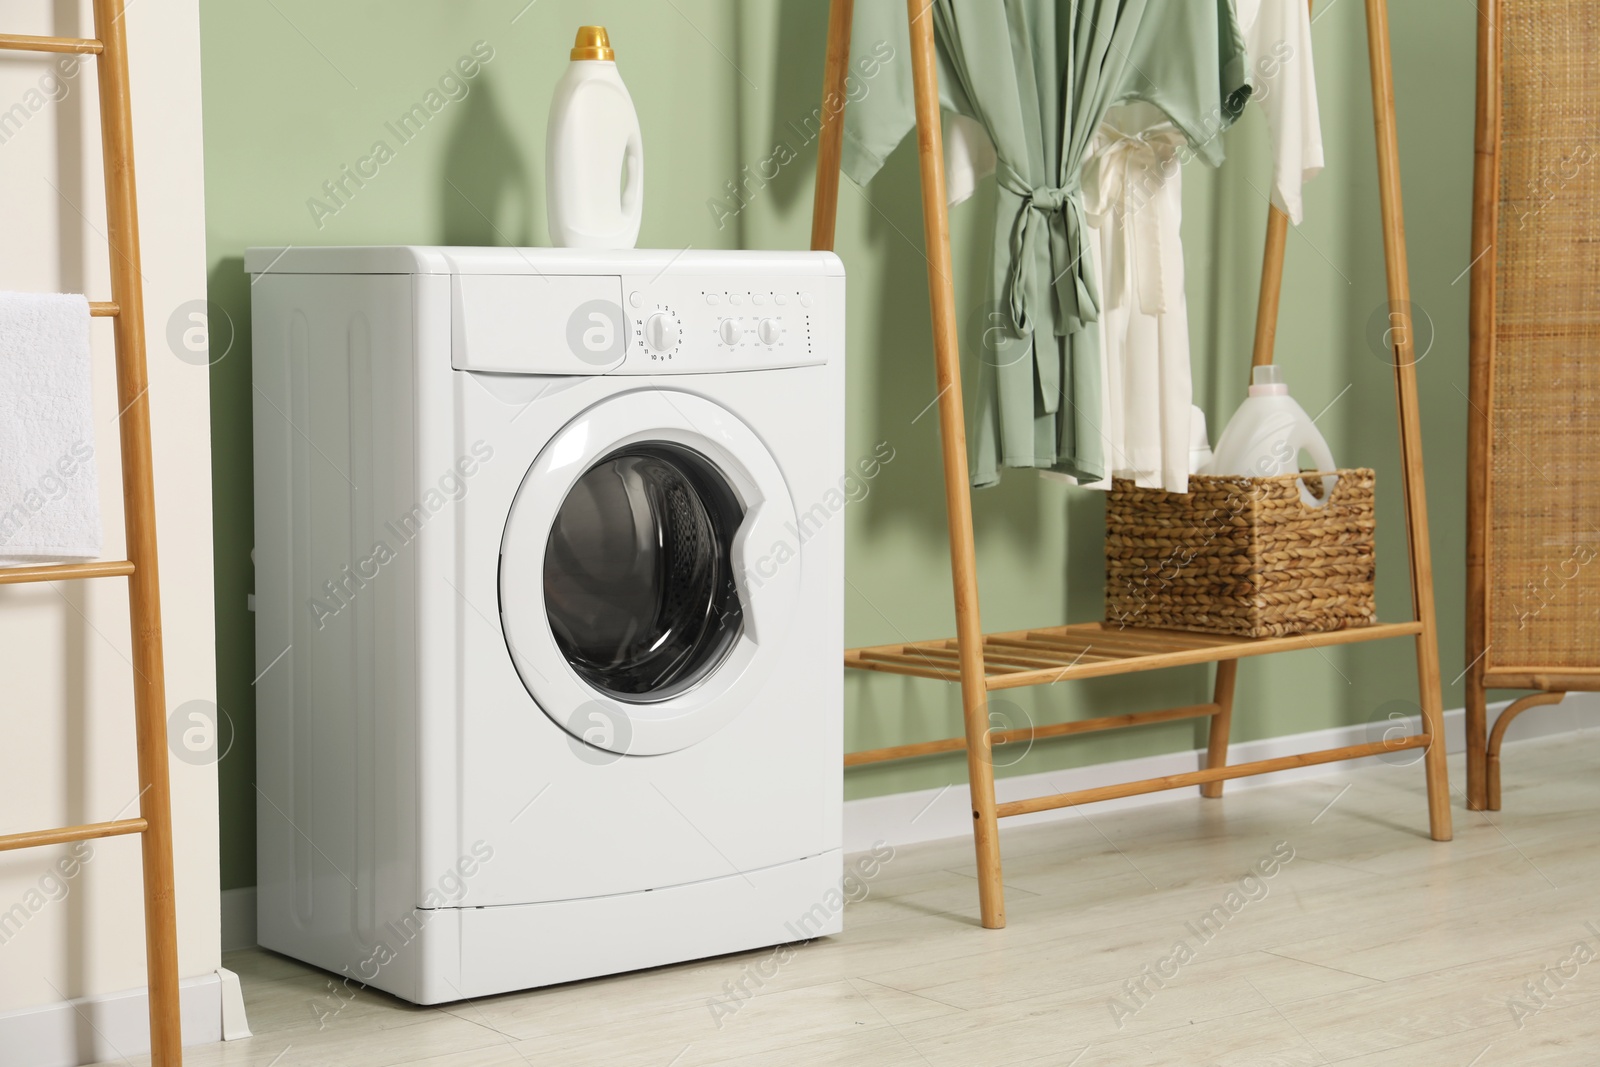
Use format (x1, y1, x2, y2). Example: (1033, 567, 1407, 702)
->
(543, 445, 744, 702)
(499, 390, 803, 756)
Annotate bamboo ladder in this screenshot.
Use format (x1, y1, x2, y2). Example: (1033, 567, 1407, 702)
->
(811, 0, 1453, 928)
(0, 3, 183, 1061)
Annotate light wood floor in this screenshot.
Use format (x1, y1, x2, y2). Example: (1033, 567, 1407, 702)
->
(108, 733, 1600, 1065)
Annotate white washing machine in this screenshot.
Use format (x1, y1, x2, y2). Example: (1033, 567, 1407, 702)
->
(246, 246, 844, 1004)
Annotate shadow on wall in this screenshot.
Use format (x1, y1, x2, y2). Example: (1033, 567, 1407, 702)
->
(1330, 16, 1418, 724)
(209, 67, 540, 894)
(764, 0, 998, 550)
(438, 73, 537, 247)
(207, 254, 257, 891)
(764, 0, 830, 218)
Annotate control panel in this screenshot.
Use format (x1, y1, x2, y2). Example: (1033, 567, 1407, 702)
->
(617, 278, 826, 374)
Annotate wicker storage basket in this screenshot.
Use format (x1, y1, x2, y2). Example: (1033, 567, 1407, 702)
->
(1105, 469, 1377, 638)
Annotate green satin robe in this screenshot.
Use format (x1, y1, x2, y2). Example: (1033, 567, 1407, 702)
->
(842, 0, 1251, 486)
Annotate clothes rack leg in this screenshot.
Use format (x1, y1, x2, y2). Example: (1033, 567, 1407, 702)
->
(810, 0, 854, 254)
(901, 0, 1005, 928)
(1200, 660, 1238, 799)
(1363, 0, 1453, 842)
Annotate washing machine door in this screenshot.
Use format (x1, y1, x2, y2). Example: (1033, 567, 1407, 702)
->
(499, 390, 801, 755)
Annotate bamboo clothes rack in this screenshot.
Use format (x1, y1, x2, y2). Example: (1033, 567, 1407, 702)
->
(0, 4, 184, 1062)
(811, 0, 1452, 929)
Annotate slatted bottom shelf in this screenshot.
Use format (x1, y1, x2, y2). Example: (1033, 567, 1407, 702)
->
(845, 620, 1424, 690)
(845, 620, 1433, 784)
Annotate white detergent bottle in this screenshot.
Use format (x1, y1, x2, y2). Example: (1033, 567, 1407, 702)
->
(1206, 365, 1338, 506)
(546, 26, 643, 248)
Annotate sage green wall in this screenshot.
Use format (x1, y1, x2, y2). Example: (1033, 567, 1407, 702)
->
(201, 1, 1477, 890)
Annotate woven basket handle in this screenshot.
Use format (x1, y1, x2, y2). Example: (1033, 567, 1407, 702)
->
(1298, 470, 1340, 507)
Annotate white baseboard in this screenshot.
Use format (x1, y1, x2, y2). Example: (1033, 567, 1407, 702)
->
(842, 694, 1600, 854)
(220, 886, 257, 953)
(0, 971, 233, 1067)
(218, 967, 251, 1040)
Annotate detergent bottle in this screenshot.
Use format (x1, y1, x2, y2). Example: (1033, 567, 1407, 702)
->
(546, 26, 644, 248)
(1206, 365, 1338, 506)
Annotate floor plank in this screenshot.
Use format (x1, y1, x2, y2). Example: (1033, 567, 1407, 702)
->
(84, 732, 1600, 1066)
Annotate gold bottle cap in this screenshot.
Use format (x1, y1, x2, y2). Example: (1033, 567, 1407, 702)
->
(570, 26, 615, 62)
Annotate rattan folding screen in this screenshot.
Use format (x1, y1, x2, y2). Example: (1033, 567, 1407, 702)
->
(1466, 0, 1600, 810)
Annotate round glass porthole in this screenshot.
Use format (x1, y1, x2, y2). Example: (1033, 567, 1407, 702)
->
(541, 443, 745, 703)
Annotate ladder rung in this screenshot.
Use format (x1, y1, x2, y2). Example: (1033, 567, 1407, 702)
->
(0, 33, 103, 55)
(90, 301, 120, 317)
(0, 560, 135, 585)
(0, 818, 147, 853)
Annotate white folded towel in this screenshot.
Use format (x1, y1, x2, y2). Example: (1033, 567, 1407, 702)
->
(0, 292, 103, 565)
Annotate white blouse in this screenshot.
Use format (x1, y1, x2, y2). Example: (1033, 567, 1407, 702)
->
(1237, 0, 1325, 223)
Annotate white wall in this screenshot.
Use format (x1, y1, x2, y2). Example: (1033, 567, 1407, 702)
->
(0, 0, 218, 1026)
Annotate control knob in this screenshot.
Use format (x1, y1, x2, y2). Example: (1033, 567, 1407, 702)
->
(644, 313, 680, 353)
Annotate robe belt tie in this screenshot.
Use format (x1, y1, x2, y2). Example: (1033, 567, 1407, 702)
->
(1000, 174, 1098, 344)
